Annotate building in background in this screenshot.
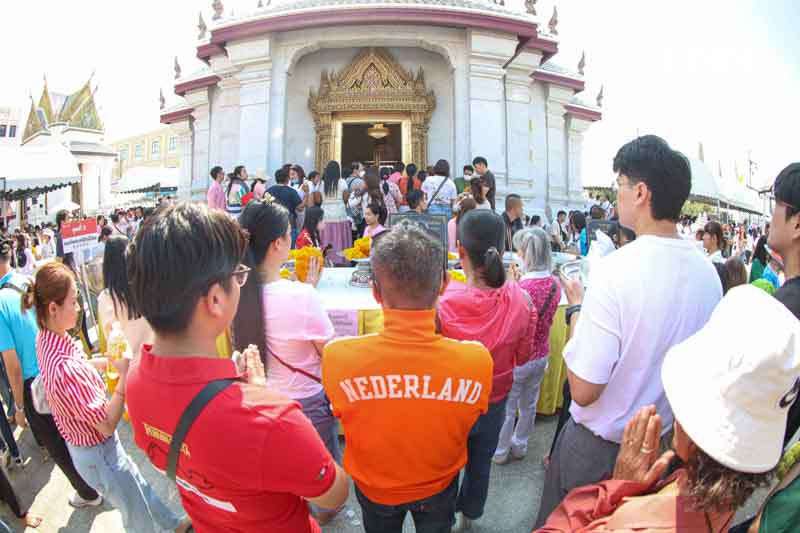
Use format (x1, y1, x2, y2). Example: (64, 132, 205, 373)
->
(110, 126, 181, 191)
(0, 107, 22, 147)
(161, 0, 602, 222)
(21, 75, 116, 220)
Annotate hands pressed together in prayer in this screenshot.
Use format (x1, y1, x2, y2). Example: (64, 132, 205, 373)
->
(613, 405, 675, 486)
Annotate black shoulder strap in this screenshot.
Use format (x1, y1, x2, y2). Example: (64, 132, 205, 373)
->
(538, 277, 558, 318)
(167, 378, 235, 481)
(0, 281, 26, 295)
(425, 177, 449, 211)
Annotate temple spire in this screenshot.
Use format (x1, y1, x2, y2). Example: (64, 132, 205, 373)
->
(548, 6, 558, 35)
(174, 57, 182, 80)
(212, 0, 224, 20)
(525, 0, 536, 16)
(578, 51, 586, 75)
(198, 12, 207, 40)
(596, 85, 604, 107)
(160, 89, 166, 110)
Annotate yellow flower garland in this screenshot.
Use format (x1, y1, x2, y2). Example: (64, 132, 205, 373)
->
(288, 246, 324, 283)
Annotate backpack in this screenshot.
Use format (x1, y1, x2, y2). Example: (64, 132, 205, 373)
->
(15, 248, 26, 269)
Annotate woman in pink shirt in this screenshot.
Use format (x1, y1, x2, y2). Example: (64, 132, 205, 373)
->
(362, 203, 386, 239)
(438, 209, 537, 530)
(232, 198, 342, 524)
(206, 165, 226, 211)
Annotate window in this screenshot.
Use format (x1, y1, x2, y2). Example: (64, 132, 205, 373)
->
(168, 136, 178, 153)
(134, 143, 143, 160)
(8, 125, 15, 138)
(0, 125, 6, 138)
(119, 147, 129, 162)
(151, 139, 161, 160)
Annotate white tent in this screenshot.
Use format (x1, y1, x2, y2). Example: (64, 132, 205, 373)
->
(0, 143, 81, 196)
(688, 158, 722, 203)
(115, 166, 179, 194)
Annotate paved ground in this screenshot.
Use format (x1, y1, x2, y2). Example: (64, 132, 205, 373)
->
(0, 413, 772, 532)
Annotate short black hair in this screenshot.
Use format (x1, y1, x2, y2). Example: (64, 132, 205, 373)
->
(433, 159, 450, 178)
(590, 205, 606, 220)
(612, 135, 691, 222)
(210, 166, 223, 180)
(274, 168, 289, 184)
(557, 210, 567, 217)
(463, 165, 474, 173)
(472, 156, 488, 167)
(349, 162, 362, 175)
(128, 202, 245, 335)
(505, 194, 521, 211)
(110, 212, 120, 223)
(773, 163, 800, 219)
(394, 162, 405, 173)
(371, 220, 444, 309)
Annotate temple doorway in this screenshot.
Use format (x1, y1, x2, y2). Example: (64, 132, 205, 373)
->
(340, 122, 402, 168)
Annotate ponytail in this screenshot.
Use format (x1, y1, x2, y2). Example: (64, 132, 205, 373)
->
(483, 246, 506, 288)
(382, 180, 389, 196)
(21, 283, 36, 314)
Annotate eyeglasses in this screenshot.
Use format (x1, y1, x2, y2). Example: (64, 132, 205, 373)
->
(230, 264, 251, 287)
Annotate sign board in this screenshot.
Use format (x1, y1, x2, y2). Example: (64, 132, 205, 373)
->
(586, 220, 620, 248)
(61, 219, 98, 256)
(387, 212, 449, 269)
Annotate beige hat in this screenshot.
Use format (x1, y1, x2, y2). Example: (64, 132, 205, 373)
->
(662, 284, 800, 473)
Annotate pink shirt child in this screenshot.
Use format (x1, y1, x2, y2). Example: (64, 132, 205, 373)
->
(207, 179, 226, 211)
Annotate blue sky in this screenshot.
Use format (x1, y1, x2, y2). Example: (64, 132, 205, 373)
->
(2, 0, 797, 189)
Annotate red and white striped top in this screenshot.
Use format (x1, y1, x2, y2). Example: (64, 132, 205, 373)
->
(36, 328, 108, 447)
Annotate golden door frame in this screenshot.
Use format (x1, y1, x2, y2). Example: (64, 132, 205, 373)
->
(308, 47, 436, 172)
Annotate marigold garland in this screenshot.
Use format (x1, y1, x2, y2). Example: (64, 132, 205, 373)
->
(288, 246, 324, 282)
(343, 237, 372, 261)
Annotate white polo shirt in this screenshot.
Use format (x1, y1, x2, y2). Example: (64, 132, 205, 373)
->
(564, 235, 722, 442)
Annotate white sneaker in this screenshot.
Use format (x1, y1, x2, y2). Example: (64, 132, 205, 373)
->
(452, 512, 472, 531)
(492, 453, 510, 465)
(69, 492, 103, 508)
(0, 448, 9, 469)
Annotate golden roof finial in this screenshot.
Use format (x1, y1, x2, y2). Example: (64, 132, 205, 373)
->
(548, 6, 559, 35)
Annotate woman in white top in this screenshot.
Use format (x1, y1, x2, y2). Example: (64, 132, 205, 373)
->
(14, 235, 35, 276)
(97, 235, 154, 359)
(421, 159, 457, 218)
(703, 221, 726, 263)
(468, 177, 493, 210)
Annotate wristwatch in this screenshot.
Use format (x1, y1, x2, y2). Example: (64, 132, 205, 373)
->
(565, 304, 582, 324)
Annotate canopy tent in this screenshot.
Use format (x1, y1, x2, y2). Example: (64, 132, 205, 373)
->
(0, 143, 81, 201)
(688, 158, 762, 215)
(114, 166, 179, 194)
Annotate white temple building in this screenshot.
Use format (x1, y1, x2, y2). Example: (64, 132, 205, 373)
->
(162, 0, 602, 219)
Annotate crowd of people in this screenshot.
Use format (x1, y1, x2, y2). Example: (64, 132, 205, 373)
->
(0, 138, 795, 533)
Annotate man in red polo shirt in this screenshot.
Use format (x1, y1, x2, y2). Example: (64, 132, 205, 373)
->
(124, 203, 349, 532)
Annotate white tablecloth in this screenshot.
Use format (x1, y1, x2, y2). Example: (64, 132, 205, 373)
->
(317, 267, 381, 311)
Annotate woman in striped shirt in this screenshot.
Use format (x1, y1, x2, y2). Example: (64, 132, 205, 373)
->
(23, 262, 189, 533)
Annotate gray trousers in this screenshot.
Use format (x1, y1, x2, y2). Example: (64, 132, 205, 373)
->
(534, 418, 619, 527)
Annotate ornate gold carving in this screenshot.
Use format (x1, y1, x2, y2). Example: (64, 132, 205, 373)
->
(309, 48, 435, 171)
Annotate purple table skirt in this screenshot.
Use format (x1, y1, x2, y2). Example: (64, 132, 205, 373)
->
(321, 221, 353, 266)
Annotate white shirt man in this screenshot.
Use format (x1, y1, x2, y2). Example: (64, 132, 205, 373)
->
(535, 135, 723, 527)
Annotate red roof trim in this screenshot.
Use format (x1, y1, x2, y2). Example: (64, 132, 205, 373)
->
(525, 35, 558, 63)
(198, 8, 539, 61)
(174, 75, 221, 97)
(160, 108, 195, 124)
(564, 103, 602, 122)
(531, 69, 585, 92)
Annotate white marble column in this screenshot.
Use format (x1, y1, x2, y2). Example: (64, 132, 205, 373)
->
(467, 30, 518, 180)
(567, 116, 593, 208)
(171, 118, 194, 202)
(544, 86, 572, 212)
(503, 51, 541, 205)
(184, 89, 211, 201)
(228, 37, 272, 177)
